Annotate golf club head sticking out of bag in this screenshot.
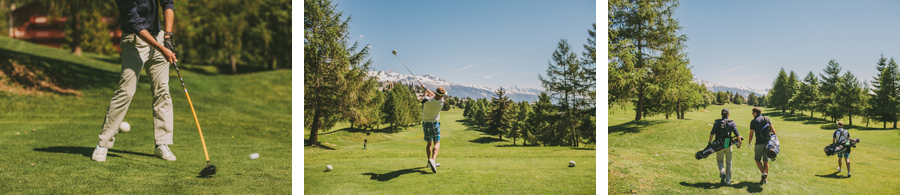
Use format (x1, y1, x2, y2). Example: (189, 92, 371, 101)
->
(172, 62, 217, 177)
(695, 136, 742, 160)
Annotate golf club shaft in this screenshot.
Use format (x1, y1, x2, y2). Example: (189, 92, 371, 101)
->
(392, 53, 426, 90)
(172, 62, 211, 163)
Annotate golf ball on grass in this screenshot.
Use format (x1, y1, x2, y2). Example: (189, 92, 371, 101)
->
(249, 153, 260, 160)
(568, 161, 576, 167)
(326, 165, 333, 171)
(119, 122, 131, 132)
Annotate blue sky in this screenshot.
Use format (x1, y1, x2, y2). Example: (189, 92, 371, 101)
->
(333, 0, 597, 90)
(676, 1, 900, 90)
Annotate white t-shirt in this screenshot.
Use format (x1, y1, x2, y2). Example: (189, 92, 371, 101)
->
(421, 97, 444, 123)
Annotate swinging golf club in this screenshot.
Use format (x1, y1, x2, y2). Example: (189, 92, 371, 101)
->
(172, 62, 216, 177)
(392, 50, 426, 88)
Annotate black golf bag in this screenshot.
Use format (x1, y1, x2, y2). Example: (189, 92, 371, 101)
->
(824, 138, 860, 156)
(695, 136, 742, 160)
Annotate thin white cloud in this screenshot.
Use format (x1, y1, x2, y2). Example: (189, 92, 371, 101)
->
(359, 34, 364, 38)
(484, 76, 492, 78)
(455, 59, 503, 72)
(723, 62, 764, 73)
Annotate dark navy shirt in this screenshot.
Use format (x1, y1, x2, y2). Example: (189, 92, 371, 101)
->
(710, 117, 739, 141)
(750, 115, 770, 144)
(115, 0, 175, 35)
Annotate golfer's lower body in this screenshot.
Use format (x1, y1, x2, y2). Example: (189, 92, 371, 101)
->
(423, 121, 441, 173)
(837, 151, 850, 177)
(754, 144, 770, 183)
(716, 146, 733, 184)
(92, 31, 176, 162)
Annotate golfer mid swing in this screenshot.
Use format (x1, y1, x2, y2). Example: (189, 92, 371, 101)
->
(420, 85, 447, 173)
(93, 0, 178, 162)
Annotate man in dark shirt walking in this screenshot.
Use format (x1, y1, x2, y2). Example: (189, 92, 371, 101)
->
(748, 107, 777, 184)
(707, 108, 742, 185)
(93, 0, 178, 162)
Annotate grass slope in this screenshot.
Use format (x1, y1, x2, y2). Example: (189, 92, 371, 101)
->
(0, 36, 291, 194)
(608, 104, 900, 194)
(305, 109, 596, 194)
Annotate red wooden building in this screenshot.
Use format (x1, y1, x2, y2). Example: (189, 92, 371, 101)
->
(8, 3, 122, 51)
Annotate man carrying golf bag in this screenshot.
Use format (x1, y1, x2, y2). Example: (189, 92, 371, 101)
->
(704, 108, 742, 185)
(93, 0, 178, 162)
(832, 121, 852, 177)
(748, 107, 778, 184)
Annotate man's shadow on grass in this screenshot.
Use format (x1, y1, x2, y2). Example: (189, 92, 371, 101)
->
(361, 167, 430, 181)
(815, 171, 849, 179)
(679, 181, 763, 193)
(33, 146, 155, 158)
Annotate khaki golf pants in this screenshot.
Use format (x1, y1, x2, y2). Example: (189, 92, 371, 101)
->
(98, 31, 173, 148)
(716, 146, 733, 182)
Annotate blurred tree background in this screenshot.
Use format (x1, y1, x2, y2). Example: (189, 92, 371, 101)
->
(0, 0, 292, 72)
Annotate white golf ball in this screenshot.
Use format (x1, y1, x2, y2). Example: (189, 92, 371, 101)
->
(119, 122, 131, 132)
(569, 161, 576, 167)
(249, 153, 260, 160)
(326, 165, 333, 171)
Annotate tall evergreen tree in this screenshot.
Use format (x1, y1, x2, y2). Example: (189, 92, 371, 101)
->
(304, 0, 372, 146)
(769, 68, 790, 113)
(488, 87, 513, 141)
(837, 71, 862, 126)
(530, 92, 557, 146)
(869, 55, 899, 128)
(608, 0, 685, 121)
(748, 93, 758, 106)
(819, 59, 843, 122)
(787, 71, 799, 113)
(792, 71, 819, 117)
(540, 39, 592, 147)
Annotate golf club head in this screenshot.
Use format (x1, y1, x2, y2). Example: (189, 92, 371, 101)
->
(199, 165, 217, 177)
(392, 50, 397, 55)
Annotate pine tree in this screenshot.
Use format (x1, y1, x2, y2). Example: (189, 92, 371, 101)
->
(488, 88, 513, 141)
(770, 68, 790, 113)
(748, 93, 758, 106)
(305, 0, 373, 146)
(819, 59, 843, 122)
(792, 71, 819, 116)
(530, 92, 556, 146)
(837, 71, 862, 126)
(787, 71, 799, 114)
(608, 0, 685, 121)
(869, 55, 899, 129)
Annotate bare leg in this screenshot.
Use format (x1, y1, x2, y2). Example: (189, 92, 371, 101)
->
(838, 157, 843, 171)
(846, 158, 850, 173)
(755, 160, 764, 173)
(763, 161, 769, 175)
(426, 141, 433, 160)
(431, 141, 440, 160)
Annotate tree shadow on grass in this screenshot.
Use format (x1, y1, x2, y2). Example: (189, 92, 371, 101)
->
(608, 120, 665, 135)
(319, 125, 405, 136)
(33, 146, 154, 158)
(470, 137, 508, 144)
(679, 181, 763, 193)
(495, 144, 539, 147)
(303, 139, 337, 150)
(815, 171, 849, 179)
(361, 167, 430, 181)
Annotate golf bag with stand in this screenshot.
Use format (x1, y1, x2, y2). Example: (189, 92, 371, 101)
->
(759, 119, 780, 160)
(695, 119, 742, 160)
(824, 138, 860, 156)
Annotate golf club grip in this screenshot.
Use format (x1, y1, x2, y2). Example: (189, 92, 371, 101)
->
(172, 63, 211, 162)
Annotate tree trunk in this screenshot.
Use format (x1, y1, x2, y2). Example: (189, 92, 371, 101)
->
(512, 137, 516, 146)
(71, 11, 82, 56)
(635, 86, 644, 121)
(230, 54, 237, 74)
(308, 109, 321, 147)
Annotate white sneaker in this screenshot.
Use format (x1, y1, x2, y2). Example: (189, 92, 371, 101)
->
(92, 145, 108, 162)
(837, 167, 841, 173)
(428, 159, 437, 173)
(155, 145, 177, 161)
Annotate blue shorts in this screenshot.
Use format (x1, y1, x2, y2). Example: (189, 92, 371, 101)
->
(423, 122, 441, 142)
(838, 152, 849, 158)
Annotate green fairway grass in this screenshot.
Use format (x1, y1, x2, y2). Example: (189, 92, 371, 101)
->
(0, 36, 291, 194)
(305, 108, 596, 194)
(608, 104, 900, 194)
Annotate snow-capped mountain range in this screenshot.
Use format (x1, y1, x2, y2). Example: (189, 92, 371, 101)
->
(371, 70, 542, 102)
(692, 77, 769, 97)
